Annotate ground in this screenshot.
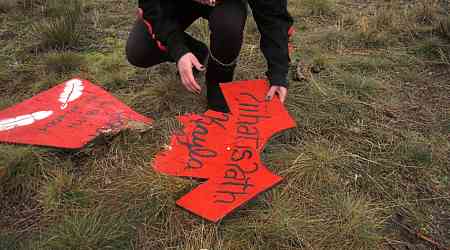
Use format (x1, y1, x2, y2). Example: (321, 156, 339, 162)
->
(0, 0, 449, 249)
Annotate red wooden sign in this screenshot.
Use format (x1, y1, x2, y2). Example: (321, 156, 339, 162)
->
(0, 79, 152, 149)
(153, 79, 296, 222)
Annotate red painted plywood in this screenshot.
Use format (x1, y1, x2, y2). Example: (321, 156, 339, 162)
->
(153, 79, 296, 222)
(0, 79, 152, 149)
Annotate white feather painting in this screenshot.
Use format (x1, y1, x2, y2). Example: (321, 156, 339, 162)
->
(59, 79, 84, 110)
(0, 111, 53, 132)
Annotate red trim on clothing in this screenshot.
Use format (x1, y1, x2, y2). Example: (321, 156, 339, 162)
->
(288, 26, 295, 37)
(137, 8, 168, 52)
(288, 26, 295, 61)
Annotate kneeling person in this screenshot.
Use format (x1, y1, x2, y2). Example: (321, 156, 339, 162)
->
(126, 0, 293, 113)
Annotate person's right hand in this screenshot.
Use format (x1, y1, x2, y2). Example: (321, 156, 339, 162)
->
(177, 52, 205, 94)
(192, 0, 217, 7)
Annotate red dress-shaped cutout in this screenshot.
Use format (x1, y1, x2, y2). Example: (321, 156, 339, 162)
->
(153, 79, 296, 222)
(0, 79, 152, 149)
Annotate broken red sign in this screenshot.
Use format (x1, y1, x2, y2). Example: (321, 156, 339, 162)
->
(0, 78, 152, 149)
(153, 79, 296, 222)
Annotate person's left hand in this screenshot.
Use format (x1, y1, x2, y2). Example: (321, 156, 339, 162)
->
(266, 86, 288, 103)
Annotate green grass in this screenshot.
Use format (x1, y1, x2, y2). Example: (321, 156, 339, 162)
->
(33, 0, 85, 50)
(0, 0, 449, 249)
(45, 51, 85, 75)
(39, 168, 91, 211)
(42, 209, 133, 249)
(302, 0, 336, 16)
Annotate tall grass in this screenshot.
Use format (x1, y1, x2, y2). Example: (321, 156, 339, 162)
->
(45, 51, 85, 74)
(33, 0, 85, 49)
(43, 209, 132, 249)
(302, 0, 336, 16)
(1, 0, 449, 249)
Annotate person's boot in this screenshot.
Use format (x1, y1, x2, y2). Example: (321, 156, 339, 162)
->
(205, 57, 236, 113)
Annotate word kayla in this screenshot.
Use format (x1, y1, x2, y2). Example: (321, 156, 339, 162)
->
(175, 112, 229, 170)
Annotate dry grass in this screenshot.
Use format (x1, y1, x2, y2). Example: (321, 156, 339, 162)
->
(0, 0, 449, 249)
(0, 0, 15, 13)
(32, 0, 85, 49)
(45, 51, 85, 74)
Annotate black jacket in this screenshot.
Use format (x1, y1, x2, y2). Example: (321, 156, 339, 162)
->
(138, 0, 294, 88)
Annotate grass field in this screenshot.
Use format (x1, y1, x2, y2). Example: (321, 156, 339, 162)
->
(0, 0, 449, 249)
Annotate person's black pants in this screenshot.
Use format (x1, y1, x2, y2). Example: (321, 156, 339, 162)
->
(126, 0, 248, 112)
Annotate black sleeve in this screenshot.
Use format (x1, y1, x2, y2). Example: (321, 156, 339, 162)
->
(138, 0, 189, 62)
(248, 0, 294, 88)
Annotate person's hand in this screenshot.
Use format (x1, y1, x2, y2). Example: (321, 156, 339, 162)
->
(266, 86, 288, 103)
(177, 53, 205, 94)
(192, 0, 218, 6)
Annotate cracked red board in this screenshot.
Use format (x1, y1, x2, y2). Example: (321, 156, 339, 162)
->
(153, 79, 296, 222)
(0, 78, 152, 149)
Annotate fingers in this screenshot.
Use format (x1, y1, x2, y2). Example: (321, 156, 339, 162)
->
(278, 87, 288, 103)
(265, 87, 277, 101)
(186, 67, 201, 93)
(200, 0, 212, 6)
(177, 53, 202, 94)
(191, 56, 205, 72)
(186, 54, 201, 93)
(194, 0, 217, 6)
(266, 86, 288, 103)
(180, 73, 196, 93)
(180, 68, 201, 94)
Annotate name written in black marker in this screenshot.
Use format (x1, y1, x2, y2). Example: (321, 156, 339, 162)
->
(176, 112, 229, 170)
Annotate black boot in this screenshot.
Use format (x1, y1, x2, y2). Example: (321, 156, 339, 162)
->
(205, 58, 236, 113)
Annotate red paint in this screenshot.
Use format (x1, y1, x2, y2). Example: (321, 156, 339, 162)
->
(0, 79, 152, 149)
(153, 79, 296, 222)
